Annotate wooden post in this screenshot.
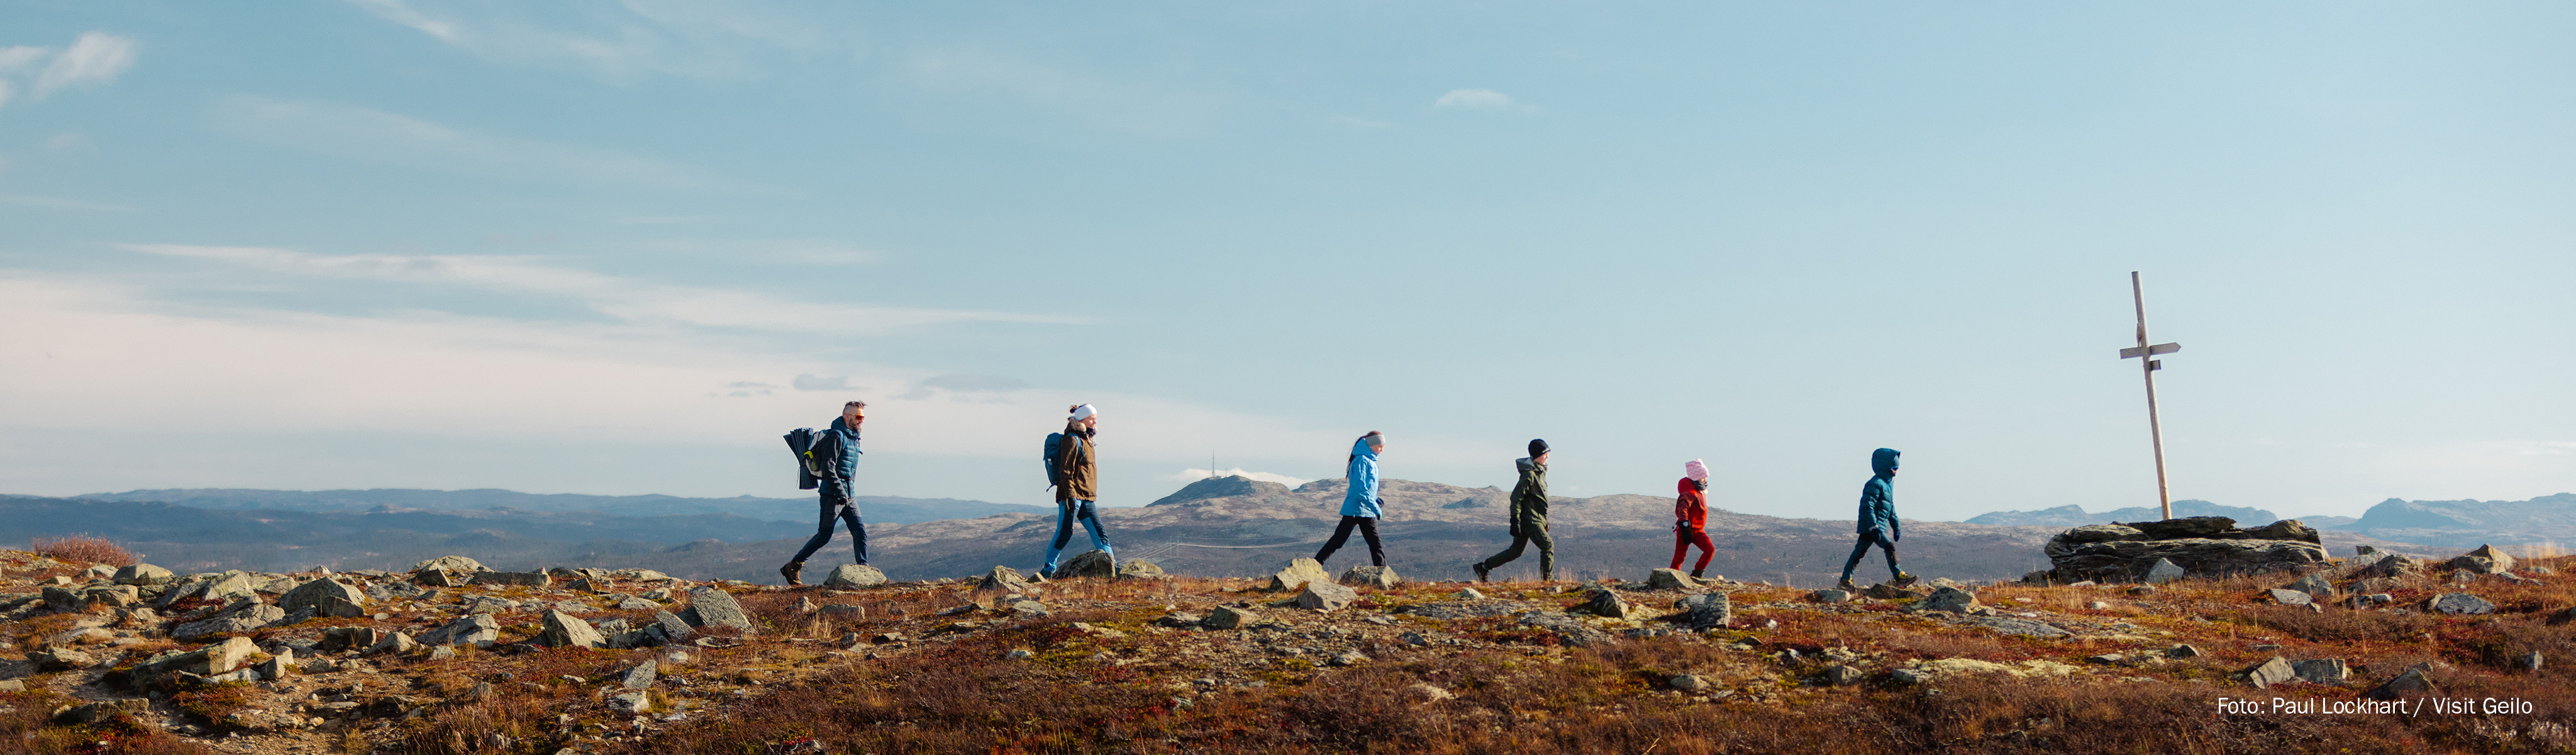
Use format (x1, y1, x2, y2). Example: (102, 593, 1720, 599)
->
(2126, 272, 2175, 520)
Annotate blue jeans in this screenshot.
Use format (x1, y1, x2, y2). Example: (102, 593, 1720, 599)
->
(1042, 499, 1113, 573)
(791, 481, 866, 566)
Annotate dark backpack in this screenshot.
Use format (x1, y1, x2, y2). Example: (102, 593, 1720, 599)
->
(1041, 432, 1066, 489)
(783, 428, 827, 489)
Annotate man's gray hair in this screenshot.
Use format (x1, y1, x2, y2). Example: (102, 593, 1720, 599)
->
(843, 401, 868, 410)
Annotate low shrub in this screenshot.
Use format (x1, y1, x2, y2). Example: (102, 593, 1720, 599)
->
(28, 535, 136, 567)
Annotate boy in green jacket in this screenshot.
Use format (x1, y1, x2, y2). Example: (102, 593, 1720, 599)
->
(1474, 439, 1555, 583)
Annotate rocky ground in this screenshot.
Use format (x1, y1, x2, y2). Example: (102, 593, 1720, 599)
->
(4, 543, 2573, 754)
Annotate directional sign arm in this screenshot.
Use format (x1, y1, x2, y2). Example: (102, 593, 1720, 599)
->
(2118, 342, 2181, 359)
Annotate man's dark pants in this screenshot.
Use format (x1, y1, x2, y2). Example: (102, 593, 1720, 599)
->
(792, 480, 866, 566)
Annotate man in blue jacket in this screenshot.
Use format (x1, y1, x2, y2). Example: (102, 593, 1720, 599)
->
(1837, 447, 1915, 591)
(780, 401, 869, 586)
(1313, 432, 1387, 568)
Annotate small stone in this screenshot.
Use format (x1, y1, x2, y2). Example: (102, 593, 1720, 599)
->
(1668, 674, 1711, 691)
(621, 659, 658, 690)
(1006, 648, 1033, 659)
(1294, 581, 1359, 612)
(1402, 683, 1455, 702)
(1889, 669, 1925, 686)
(423, 613, 502, 646)
(33, 647, 97, 671)
(1809, 589, 1852, 603)
(113, 563, 175, 586)
(1153, 612, 1205, 629)
(823, 564, 888, 588)
(1011, 600, 1049, 617)
(1823, 665, 1864, 685)
(1677, 593, 1731, 630)
(2519, 651, 2543, 671)
(2167, 644, 2203, 659)
(426, 646, 455, 661)
(2285, 573, 2336, 598)
(1863, 583, 1926, 600)
(2087, 601, 2112, 610)
(1455, 588, 1485, 600)
(1580, 588, 1631, 619)
(1204, 605, 1258, 630)
(2144, 559, 2186, 584)
(2242, 656, 2296, 688)
(1330, 651, 1370, 667)
(976, 566, 1032, 592)
(2126, 584, 2157, 596)
(2267, 588, 2313, 607)
(1265, 558, 1333, 592)
(366, 632, 419, 657)
(1116, 560, 1169, 581)
(680, 587, 755, 632)
(609, 692, 653, 715)
(2085, 654, 2124, 664)
(1914, 587, 1979, 613)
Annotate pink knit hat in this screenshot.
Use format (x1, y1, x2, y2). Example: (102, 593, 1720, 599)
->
(1684, 459, 1709, 481)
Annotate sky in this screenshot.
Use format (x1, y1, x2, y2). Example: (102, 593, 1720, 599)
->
(3, 1, 2572, 523)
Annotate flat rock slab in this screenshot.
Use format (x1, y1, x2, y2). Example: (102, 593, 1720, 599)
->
(2268, 589, 2314, 607)
(2429, 593, 2496, 615)
(1294, 581, 1359, 611)
(280, 578, 368, 618)
(1914, 586, 1979, 613)
(542, 610, 607, 649)
(423, 613, 501, 646)
(2244, 656, 2297, 688)
(1052, 550, 1117, 580)
(1338, 565, 1399, 589)
(1267, 558, 1332, 593)
(2047, 529, 2328, 583)
(1518, 610, 1615, 647)
(1645, 569, 1699, 590)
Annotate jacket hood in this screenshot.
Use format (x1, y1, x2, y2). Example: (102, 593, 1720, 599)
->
(1350, 437, 1380, 461)
(1870, 448, 1900, 478)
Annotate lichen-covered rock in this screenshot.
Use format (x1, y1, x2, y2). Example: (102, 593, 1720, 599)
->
(1116, 560, 1169, 581)
(2293, 658, 2349, 684)
(1914, 586, 1979, 613)
(2047, 534, 2328, 583)
(411, 556, 487, 573)
(1580, 588, 1631, 618)
(823, 564, 887, 588)
(1810, 589, 1852, 603)
(1645, 568, 1699, 590)
(975, 566, 1031, 593)
(1677, 592, 1731, 630)
(174, 603, 286, 640)
(1265, 558, 1332, 593)
(620, 659, 657, 690)
(365, 632, 419, 656)
(2268, 588, 2314, 607)
(2285, 573, 2336, 598)
(1204, 605, 1258, 630)
(541, 610, 607, 648)
(423, 613, 502, 646)
(2145, 558, 2187, 584)
(2428, 593, 2495, 615)
(113, 564, 174, 586)
(2365, 668, 2435, 700)
(1336, 565, 1397, 589)
(680, 587, 753, 632)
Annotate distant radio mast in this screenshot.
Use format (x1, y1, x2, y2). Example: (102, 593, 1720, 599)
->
(2118, 271, 2184, 520)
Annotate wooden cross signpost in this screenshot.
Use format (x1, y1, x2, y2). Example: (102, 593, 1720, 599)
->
(2119, 271, 2183, 520)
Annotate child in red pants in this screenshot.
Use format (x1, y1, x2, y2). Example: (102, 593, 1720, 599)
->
(1671, 459, 1715, 578)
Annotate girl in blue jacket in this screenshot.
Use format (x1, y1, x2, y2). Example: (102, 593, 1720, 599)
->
(1838, 448, 1916, 590)
(1313, 432, 1388, 568)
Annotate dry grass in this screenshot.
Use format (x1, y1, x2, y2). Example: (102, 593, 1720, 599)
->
(0, 688, 211, 755)
(28, 535, 135, 567)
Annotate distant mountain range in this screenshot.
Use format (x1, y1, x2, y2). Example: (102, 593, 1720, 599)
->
(1963, 500, 2283, 527)
(4, 481, 2473, 583)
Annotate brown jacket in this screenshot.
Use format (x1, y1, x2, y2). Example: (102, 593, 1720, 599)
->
(1054, 423, 1098, 502)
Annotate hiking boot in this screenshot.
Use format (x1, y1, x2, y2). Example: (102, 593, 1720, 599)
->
(1892, 571, 1919, 588)
(779, 561, 804, 587)
(1689, 568, 1705, 579)
(1472, 562, 1491, 583)
(1836, 577, 1858, 591)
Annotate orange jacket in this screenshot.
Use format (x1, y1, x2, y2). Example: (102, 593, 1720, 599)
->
(1674, 477, 1707, 530)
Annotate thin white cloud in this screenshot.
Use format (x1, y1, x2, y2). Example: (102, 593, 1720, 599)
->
(0, 81, 14, 109)
(615, 215, 714, 225)
(343, 0, 825, 82)
(1434, 88, 1524, 111)
(1165, 468, 1314, 487)
(116, 243, 1069, 334)
(33, 32, 137, 98)
(211, 96, 752, 191)
(0, 194, 138, 212)
(645, 238, 880, 265)
(0, 46, 47, 72)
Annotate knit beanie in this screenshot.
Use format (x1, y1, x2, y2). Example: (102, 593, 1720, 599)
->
(1684, 459, 1709, 481)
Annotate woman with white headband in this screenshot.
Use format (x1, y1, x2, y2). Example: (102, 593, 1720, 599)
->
(1043, 404, 1116, 576)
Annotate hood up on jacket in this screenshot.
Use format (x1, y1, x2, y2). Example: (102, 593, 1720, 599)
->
(1340, 436, 1384, 518)
(1870, 448, 1900, 479)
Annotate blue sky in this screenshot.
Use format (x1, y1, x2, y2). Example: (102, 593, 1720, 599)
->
(3, 1, 2571, 522)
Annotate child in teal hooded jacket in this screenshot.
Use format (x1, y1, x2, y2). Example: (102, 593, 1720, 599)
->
(1838, 448, 1916, 590)
(1314, 432, 1387, 567)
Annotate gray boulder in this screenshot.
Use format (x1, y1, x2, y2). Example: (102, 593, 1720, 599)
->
(1116, 560, 1169, 580)
(2243, 656, 2296, 688)
(411, 556, 487, 573)
(1294, 581, 1359, 612)
(113, 564, 175, 586)
(823, 564, 888, 588)
(1677, 593, 1731, 630)
(365, 631, 419, 656)
(279, 578, 368, 618)
(645, 611, 694, 645)
(423, 613, 501, 646)
(1809, 589, 1852, 603)
(2428, 593, 2495, 615)
(541, 610, 607, 649)
(1265, 558, 1333, 592)
(1204, 606, 1258, 630)
(2365, 668, 2435, 700)
(2144, 558, 2187, 584)
(1052, 550, 1117, 580)
(1580, 588, 1631, 619)
(1337, 565, 1398, 589)
(620, 659, 658, 690)
(680, 587, 754, 632)
(975, 566, 1031, 593)
(2285, 573, 2336, 598)
(1914, 586, 1979, 613)
(2267, 588, 2314, 607)
(199, 573, 261, 603)
(2450, 545, 2515, 574)
(1645, 569, 1699, 590)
